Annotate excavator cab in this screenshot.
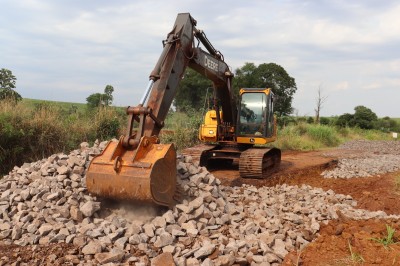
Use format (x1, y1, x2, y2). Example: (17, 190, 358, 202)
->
(236, 88, 277, 145)
(194, 88, 281, 179)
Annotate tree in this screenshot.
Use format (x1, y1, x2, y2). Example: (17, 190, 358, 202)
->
(174, 69, 212, 112)
(86, 93, 104, 108)
(104, 85, 114, 106)
(0, 68, 22, 102)
(233, 63, 258, 88)
(336, 106, 378, 129)
(173, 62, 297, 116)
(314, 85, 328, 124)
(353, 105, 377, 129)
(375, 116, 399, 132)
(336, 113, 354, 127)
(233, 62, 297, 116)
(86, 85, 114, 108)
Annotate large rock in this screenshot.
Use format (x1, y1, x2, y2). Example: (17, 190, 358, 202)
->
(82, 240, 102, 255)
(194, 244, 215, 259)
(151, 252, 175, 266)
(94, 250, 125, 264)
(80, 201, 101, 217)
(154, 232, 174, 248)
(273, 238, 288, 259)
(70, 206, 83, 222)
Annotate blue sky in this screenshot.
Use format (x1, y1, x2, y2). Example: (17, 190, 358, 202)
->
(1, 0, 399, 117)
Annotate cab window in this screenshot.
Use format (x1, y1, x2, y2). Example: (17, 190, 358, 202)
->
(239, 93, 266, 136)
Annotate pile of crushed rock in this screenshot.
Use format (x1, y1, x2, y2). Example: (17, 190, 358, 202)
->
(0, 140, 399, 265)
(322, 140, 400, 179)
(339, 139, 400, 155)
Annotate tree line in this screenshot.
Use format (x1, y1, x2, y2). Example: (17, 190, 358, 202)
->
(175, 62, 297, 117)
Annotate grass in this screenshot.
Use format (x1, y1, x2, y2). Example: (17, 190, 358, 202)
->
(22, 98, 88, 114)
(348, 240, 365, 263)
(395, 175, 400, 191)
(370, 224, 399, 249)
(334, 241, 365, 265)
(274, 122, 392, 151)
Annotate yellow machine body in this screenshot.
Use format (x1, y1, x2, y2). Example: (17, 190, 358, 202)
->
(198, 110, 223, 142)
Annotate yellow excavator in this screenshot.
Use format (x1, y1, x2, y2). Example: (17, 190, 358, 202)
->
(86, 13, 281, 207)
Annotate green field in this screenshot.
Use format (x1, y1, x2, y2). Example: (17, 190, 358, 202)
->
(22, 98, 105, 114)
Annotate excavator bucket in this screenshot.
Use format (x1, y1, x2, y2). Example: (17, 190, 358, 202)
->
(86, 136, 178, 208)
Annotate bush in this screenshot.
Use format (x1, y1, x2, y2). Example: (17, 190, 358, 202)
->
(374, 117, 399, 132)
(319, 117, 330, 125)
(0, 112, 26, 174)
(93, 107, 123, 140)
(306, 117, 314, 124)
(336, 113, 354, 127)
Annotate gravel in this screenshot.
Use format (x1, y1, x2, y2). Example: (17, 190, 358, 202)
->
(0, 139, 399, 265)
(339, 140, 400, 155)
(322, 140, 400, 178)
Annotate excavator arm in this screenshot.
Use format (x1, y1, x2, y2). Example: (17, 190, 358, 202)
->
(86, 13, 238, 207)
(137, 13, 236, 141)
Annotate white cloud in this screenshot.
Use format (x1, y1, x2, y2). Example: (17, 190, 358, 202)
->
(334, 81, 349, 91)
(362, 83, 381, 90)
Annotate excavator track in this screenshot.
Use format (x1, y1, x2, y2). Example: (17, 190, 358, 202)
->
(181, 144, 217, 164)
(239, 147, 281, 179)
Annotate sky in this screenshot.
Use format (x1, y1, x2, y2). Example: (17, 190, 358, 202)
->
(1, 0, 399, 117)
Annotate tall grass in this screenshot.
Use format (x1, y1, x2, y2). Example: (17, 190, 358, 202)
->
(275, 122, 391, 150)
(161, 108, 204, 150)
(0, 99, 125, 175)
(273, 123, 338, 150)
(306, 124, 340, 146)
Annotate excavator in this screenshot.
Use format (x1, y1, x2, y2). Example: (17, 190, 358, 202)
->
(86, 13, 281, 208)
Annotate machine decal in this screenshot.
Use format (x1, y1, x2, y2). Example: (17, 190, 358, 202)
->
(205, 55, 218, 71)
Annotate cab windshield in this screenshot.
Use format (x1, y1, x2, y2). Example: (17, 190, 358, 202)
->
(238, 93, 266, 136)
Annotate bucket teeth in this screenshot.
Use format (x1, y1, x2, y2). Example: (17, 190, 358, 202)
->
(172, 183, 185, 203)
